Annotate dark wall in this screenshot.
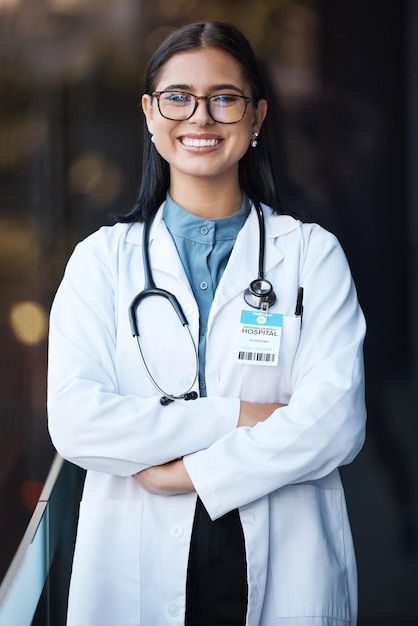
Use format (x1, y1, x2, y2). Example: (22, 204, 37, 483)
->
(318, 2, 417, 624)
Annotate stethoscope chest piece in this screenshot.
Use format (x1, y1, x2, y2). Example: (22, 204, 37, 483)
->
(244, 278, 276, 310)
(242, 202, 277, 310)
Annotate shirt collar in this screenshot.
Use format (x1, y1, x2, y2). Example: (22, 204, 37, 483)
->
(162, 192, 250, 243)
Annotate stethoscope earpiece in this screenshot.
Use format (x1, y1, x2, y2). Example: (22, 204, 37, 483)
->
(159, 390, 198, 406)
(184, 391, 198, 401)
(160, 396, 174, 406)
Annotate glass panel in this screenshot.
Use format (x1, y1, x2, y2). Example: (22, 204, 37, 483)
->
(0, 456, 84, 626)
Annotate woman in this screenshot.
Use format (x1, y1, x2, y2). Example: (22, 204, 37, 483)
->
(48, 21, 366, 626)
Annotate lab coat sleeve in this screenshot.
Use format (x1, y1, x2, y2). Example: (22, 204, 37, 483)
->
(183, 225, 366, 519)
(47, 228, 239, 477)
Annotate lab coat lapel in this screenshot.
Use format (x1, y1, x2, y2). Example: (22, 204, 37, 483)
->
(126, 208, 195, 308)
(147, 209, 191, 290)
(210, 207, 290, 319)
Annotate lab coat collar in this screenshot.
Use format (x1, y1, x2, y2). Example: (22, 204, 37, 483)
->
(125, 202, 299, 247)
(125, 202, 300, 307)
(209, 204, 299, 316)
(126, 206, 191, 289)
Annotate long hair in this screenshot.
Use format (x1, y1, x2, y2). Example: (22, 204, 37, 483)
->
(118, 21, 289, 223)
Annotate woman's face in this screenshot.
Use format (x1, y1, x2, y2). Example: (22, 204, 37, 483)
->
(142, 47, 267, 187)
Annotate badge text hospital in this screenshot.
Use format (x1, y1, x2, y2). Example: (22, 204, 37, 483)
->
(237, 310, 283, 365)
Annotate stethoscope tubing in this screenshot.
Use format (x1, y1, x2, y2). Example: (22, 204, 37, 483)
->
(131, 314, 198, 401)
(128, 201, 276, 404)
(128, 219, 199, 402)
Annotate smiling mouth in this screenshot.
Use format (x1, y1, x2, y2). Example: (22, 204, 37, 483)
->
(181, 137, 221, 147)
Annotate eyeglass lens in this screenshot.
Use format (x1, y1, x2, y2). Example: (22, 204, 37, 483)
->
(157, 92, 248, 123)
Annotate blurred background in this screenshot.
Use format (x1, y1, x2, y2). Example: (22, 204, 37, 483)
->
(0, 0, 417, 623)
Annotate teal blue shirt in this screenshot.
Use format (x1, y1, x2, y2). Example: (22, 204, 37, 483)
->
(163, 193, 250, 396)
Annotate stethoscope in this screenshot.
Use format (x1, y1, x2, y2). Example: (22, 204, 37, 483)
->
(129, 202, 276, 406)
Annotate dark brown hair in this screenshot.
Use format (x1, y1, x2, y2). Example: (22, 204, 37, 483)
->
(118, 21, 287, 223)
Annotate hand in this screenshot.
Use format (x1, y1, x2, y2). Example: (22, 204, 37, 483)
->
(238, 400, 286, 427)
(133, 459, 195, 496)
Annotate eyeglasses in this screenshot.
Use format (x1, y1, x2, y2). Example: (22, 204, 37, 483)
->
(151, 91, 255, 124)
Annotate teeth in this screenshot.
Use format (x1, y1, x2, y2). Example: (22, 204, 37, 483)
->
(181, 137, 219, 147)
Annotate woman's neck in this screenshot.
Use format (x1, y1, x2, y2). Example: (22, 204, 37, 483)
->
(169, 173, 243, 219)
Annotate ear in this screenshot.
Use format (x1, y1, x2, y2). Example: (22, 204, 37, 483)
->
(252, 99, 268, 134)
(142, 94, 154, 134)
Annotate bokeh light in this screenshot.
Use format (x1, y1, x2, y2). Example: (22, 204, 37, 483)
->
(9, 301, 49, 346)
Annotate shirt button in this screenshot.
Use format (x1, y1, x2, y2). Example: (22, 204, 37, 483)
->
(199, 281, 208, 290)
(169, 525, 183, 538)
(200, 226, 209, 235)
(168, 603, 180, 617)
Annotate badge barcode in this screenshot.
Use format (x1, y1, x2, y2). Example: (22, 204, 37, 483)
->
(238, 351, 276, 363)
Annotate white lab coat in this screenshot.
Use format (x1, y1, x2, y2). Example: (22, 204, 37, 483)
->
(47, 203, 366, 626)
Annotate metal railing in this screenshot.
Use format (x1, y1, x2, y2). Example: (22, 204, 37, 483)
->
(0, 455, 84, 625)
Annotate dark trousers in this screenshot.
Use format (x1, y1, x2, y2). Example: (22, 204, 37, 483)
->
(185, 498, 248, 626)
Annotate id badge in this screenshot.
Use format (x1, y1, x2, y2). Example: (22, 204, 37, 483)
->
(236, 309, 283, 366)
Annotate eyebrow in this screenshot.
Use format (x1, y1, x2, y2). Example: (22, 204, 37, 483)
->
(161, 83, 245, 94)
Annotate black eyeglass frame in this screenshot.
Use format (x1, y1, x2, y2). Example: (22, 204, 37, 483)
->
(151, 91, 256, 124)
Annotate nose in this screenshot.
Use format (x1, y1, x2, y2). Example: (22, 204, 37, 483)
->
(190, 97, 214, 125)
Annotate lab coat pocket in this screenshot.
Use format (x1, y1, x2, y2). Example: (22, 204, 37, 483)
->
(270, 484, 350, 621)
(67, 499, 143, 626)
(241, 315, 301, 403)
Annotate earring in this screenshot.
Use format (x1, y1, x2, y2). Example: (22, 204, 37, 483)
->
(150, 134, 155, 144)
(251, 132, 259, 148)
